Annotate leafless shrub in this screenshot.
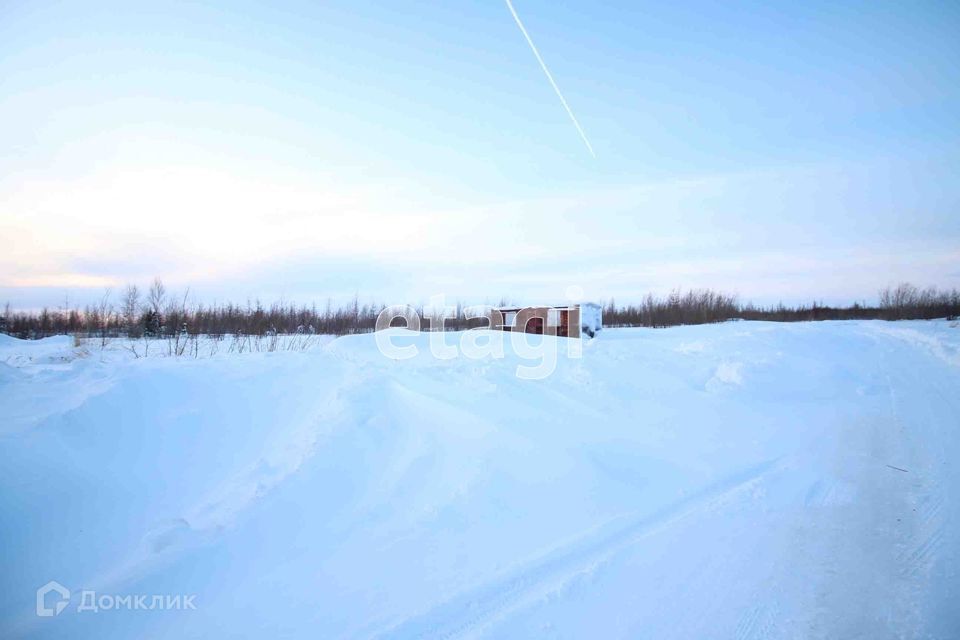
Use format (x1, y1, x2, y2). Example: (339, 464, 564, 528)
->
(125, 342, 141, 359)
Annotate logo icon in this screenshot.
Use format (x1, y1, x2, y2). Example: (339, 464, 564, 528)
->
(36, 581, 70, 617)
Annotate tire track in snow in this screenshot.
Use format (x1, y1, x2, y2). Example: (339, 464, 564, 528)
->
(861, 329, 959, 636)
(879, 337, 955, 586)
(732, 596, 782, 640)
(372, 457, 783, 640)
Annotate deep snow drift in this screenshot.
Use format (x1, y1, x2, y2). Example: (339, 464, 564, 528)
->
(1, 321, 959, 639)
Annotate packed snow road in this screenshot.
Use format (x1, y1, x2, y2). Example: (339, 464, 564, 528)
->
(1, 320, 958, 639)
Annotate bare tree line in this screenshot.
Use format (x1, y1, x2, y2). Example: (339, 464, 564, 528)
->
(602, 289, 740, 328)
(2, 281, 958, 340)
(602, 284, 959, 328)
(1, 279, 383, 340)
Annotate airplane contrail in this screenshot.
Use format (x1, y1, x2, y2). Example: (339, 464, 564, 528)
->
(504, 0, 596, 158)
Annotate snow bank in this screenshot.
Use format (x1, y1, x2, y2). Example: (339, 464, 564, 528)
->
(1, 320, 958, 638)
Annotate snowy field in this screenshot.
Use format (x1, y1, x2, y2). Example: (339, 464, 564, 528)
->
(1, 320, 959, 639)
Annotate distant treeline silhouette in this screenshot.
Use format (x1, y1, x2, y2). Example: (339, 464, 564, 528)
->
(2, 280, 958, 340)
(602, 284, 960, 328)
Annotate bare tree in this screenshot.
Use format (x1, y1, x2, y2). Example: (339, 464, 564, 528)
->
(121, 284, 141, 337)
(148, 278, 166, 315)
(96, 288, 113, 349)
(145, 277, 166, 336)
(168, 287, 191, 356)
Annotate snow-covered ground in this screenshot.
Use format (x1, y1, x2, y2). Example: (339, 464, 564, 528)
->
(1, 320, 959, 639)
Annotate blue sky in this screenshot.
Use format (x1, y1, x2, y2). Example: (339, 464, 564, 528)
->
(1, 0, 958, 308)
